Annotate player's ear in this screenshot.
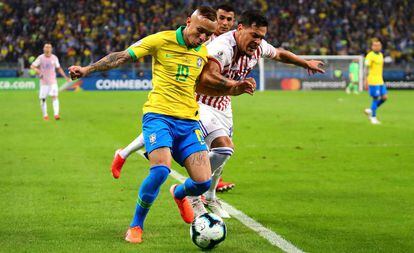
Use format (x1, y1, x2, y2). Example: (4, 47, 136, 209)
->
(237, 23, 243, 31)
(186, 17, 191, 27)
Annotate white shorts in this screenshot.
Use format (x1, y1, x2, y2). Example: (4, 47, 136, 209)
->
(39, 84, 58, 99)
(198, 103, 233, 147)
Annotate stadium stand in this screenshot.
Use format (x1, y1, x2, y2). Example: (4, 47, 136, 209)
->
(0, 0, 412, 70)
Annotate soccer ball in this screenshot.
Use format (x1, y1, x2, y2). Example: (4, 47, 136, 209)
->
(190, 213, 227, 249)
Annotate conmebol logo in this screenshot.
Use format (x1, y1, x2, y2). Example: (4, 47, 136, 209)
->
(96, 79, 152, 90)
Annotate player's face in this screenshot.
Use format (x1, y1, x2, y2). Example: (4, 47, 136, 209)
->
(43, 44, 52, 56)
(372, 41, 382, 52)
(185, 15, 217, 47)
(216, 9, 235, 35)
(237, 23, 267, 56)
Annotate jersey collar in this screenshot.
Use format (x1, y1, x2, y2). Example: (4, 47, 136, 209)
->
(176, 26, 202, 52)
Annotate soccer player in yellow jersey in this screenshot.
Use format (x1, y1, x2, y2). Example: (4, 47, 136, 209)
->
(69, 6, 254, 244)
(110, 4, 237, 192)
(364, 39, 388, 124)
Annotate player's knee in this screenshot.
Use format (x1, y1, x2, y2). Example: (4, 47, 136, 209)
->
(148, 148, 172, 167)
(211, 136, 234, 149)
(151, 161, 171, 168)
(382, 95, 388, 101)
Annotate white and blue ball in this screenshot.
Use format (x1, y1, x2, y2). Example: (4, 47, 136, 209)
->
(190, 213, 227, 249)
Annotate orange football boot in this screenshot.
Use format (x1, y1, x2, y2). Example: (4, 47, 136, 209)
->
(125, 226, 143, 243)
(111, 149, 125, 179)
(170, 184, 194, 223)
(216, 178, 235, 192)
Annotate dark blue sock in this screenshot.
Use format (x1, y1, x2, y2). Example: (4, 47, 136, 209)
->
(371, 98, 379, 117)
(130, 165, 170, 229)
(174, 178, 211, 199)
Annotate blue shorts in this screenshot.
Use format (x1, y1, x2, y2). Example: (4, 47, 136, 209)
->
(142, 113, 208, 166)
(369, 85, 387, 98)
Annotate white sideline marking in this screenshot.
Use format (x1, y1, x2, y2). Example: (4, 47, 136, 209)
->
(137, 150, 305, 253)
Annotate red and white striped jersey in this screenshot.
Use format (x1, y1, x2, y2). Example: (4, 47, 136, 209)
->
(204, 33, 218, 46)
(196, 30, 279, 111)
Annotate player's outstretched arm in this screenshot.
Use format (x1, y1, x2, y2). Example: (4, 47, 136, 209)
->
(57, 67, 71, 82)
(274, 48, 325, 75)
(197, 60, 255, 96)
(68, 50, 132, 80)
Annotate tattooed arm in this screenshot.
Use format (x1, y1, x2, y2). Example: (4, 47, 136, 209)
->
(196, 59, 256, 96)
(68, 50, 132, 80)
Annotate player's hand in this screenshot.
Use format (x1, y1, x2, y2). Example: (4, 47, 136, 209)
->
(230, 77, 256, 96)
(305, 60, 325, 75)
(68, 66, 88, 80)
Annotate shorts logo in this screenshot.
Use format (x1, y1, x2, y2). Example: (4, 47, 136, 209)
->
(149, 133, 157, 145)
(197, 57, 203, 68)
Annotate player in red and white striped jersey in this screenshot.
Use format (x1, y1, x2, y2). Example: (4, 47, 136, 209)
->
(197, 33, 276, 111)
(193, 10, 324, 218)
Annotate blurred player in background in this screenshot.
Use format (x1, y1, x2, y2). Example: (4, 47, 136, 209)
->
(191, 10, 325, 218)
(68, 6, 254, 244)
(31, 43, 70, 120)
(364, 39, 387, 124)
(346, 59, 359, 94)
(111, 4, 237, 192)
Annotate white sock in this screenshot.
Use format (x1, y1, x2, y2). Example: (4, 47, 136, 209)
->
(205, 165, 224, 201)
(52, 98, 59, 116)
(204, 147, 233, 201)
(40, 99, 48, 117)
(119, 133, 145, 158)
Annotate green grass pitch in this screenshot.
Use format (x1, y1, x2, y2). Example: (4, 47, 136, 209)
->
(1, 90, 413, 252)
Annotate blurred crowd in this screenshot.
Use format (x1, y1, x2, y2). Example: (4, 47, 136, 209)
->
(0, 0, 413, 68)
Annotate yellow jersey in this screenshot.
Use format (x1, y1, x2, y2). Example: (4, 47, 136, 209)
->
(365, 51, 384, 85)
(127, 26, 208, 120)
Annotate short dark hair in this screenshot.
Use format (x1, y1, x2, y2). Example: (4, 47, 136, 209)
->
(215, 4, 235, 14)
(239, 10, 268, 27)
(196, 6, 217, 22)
